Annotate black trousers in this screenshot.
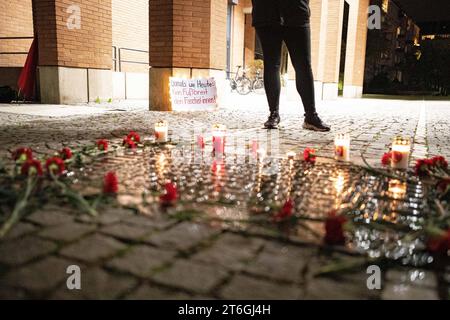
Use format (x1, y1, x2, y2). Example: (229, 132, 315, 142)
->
(256, 26, 316, 116)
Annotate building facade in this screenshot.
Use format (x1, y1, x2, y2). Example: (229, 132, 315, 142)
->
(1, 0, 371, 110)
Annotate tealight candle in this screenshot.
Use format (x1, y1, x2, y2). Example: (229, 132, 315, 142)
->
(334, 134, 351, 161)
(212, 124, 226, 154)
(286, 151, 296, 160)
(155, 121, 168, 143)
(391, 136, 411, 170)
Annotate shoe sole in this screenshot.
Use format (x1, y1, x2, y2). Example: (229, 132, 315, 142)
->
(264, 122, 281, 130)
(302, 123, 330, 132)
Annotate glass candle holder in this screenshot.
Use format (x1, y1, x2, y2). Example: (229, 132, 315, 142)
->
(334, 134, 351, 161)
(391, 136, 411, 170)
(155, 121, 169, 143)
(212, 124, 226, 154)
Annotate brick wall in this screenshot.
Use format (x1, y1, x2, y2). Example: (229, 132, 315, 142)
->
(323, 0, 345, 83)
(34, 0, 112, 70)
(112, 0, 148, 73)
(149, 0, 228, 71)
(0, 0, 34, 67)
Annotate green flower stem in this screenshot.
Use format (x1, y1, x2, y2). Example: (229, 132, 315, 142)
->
(314, 257, 383, 276)
(0, 176, 36, 239)
(50, 173, 97, 217)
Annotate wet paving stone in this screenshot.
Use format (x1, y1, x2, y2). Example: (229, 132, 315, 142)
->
(50, 268, 137, 300)
(99, 224, 153, 242)
(125, 284, 192, 300)
(60, 234, 126, 263)
(0, 236, 57, 266)
(220, 274, 302, 300)
(144, 222, 220, 252)
(2, 222, 37, 241)
(244, 242, 312, 284)
(38, 222, 96, 243)
(0, 257, 74, 292)
(26, 208, 75, 227)
(106, 245, 176, 278)
(151, 260, 229, 294)
(192, 233, 264, 271)
(381, 269, 439, 300)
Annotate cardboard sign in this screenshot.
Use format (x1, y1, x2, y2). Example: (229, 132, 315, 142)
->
(169, 77, 218, 111)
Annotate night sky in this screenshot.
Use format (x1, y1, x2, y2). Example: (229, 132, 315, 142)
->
(393, 0, 450, 23)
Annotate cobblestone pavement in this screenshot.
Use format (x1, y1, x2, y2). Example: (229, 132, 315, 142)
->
(0, 96, 449, 300)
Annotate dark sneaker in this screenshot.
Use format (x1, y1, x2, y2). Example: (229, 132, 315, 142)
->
(303, 113, 331, 132)
(264, 111, 281, 129)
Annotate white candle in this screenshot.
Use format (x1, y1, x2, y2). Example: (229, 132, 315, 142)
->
(334, 134, 351, 161)
(212, 124, 226, 154)
(286, 151, 296, 160)
(155, 121, 168, 143)
(391, 136, 411, 170)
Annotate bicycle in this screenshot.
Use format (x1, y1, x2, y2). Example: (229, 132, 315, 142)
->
(229, 66, 252, 95)
(252, 69, 265, 94)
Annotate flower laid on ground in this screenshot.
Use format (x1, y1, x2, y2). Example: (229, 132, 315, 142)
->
(122, 137, 137, 149)
(273, 199, 294, 222)
(303, 148, 317, 164)
(427, 229, 450, 256)
(21, 159, 43, 177)
(160, 182, 178, 206)
(45, 157, 65, 176)
(12, 147, 33, 163)
(324, 211, 348, 246)
(60, 147, 73, 160)
(103, 171, 119, 194)
(127, 131, 141, 143)
(414, 156, 449, 177)
(97, 139, 109, 151)
(431, 156, 448, 169)
(381, 152, 392, 166)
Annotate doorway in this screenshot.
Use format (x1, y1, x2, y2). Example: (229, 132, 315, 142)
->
(338, 1, 350, 96)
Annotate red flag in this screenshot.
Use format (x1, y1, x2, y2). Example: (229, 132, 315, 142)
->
(17, 38, 38, 101)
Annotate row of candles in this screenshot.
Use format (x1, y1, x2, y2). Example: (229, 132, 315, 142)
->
(154, 121, 412, 170)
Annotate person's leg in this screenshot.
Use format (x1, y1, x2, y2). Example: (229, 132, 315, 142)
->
(256, 27, 283, 128)
(283, 26, 330, 131)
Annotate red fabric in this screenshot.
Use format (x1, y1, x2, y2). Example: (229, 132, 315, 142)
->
(17, 39, 38, 101)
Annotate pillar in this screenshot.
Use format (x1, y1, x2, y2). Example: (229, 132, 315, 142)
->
(343, 0, 369, 98)
(33, 0, 112, 104)
(322, 0, 345, 100)
(149, 0, 228, 111)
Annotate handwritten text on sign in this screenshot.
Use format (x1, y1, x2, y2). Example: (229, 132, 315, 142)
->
(169, 77, 218, 111)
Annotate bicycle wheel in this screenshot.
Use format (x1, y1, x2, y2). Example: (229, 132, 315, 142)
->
(236, 78, 252, 95)
(253, 79, 265, 94)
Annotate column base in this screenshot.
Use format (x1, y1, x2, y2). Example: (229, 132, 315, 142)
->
(322, 82, 338, 100)
(343, 85, 363, 98)
(38, 66, 112, 104)
(314, 81, 323, 102)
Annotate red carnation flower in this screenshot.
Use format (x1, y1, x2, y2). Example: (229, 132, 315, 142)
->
(60, 147, 73, 160)
(274, 199, 294, 222)
(431, 156, 448, 169)
(21, 159, 43, 177)
(427, 230, 450, 256)
(381, 152, 392, 166)
(45, 157, 65, 176)
(324, 211, 347, 246)
(303, 148, 317, 164)
(12, 147, 33, 163)
(122, 137, 137, 149)
(391, 151, 403, 164)
(160, 182, 178, 206)
(97, 139, 109, 151)
(103, 171, 119, 194)
(414, 159, 433, 176)
(127, 131, 141, 143)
